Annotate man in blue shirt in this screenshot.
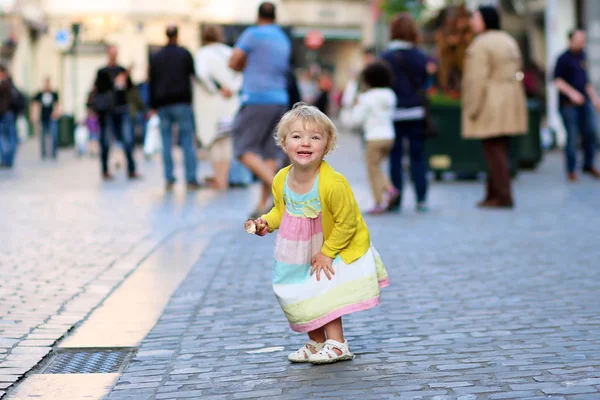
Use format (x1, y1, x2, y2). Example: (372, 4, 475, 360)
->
(229, 1, 291, 217)
(554, 29, 600, 181)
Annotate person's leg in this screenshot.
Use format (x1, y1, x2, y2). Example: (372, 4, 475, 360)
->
(381, 139, 394, 191)
(5, 112, 17, 167)
(50, 119, 59, 159)
(209, 137, 231, 190)
(174, 105, 198, 184)
(139, 112, 147, 144)
(388, 122, 404, 210)
(258, 106, 287, 210)
(0, 115, 7, 165)
(389, 122, 404, 190)
(40, 120, 49, 159)
(580, 101, 598, 173)
(495, 137, 513, 204)
(232, 106, 276, 196)
(158, 107, 175, 183)
(481, 140, 495, 202)
(323, 317, 345, 356)
(408, 120, 428, 206)
(307, 327, 326, 344)
(98, 112, 111, 176)
(481, 137, 500, 203)
(260, 158, 279, 205)
(365, 141, 386, 206)
(119, 113, 137, 176)
(482, 137, 512, 206)
(559, 106, 579, 177)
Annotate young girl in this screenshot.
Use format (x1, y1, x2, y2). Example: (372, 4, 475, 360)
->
(351, 61, 400, 214)
(244, 103, 389, 365)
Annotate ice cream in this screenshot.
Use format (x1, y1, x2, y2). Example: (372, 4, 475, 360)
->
(245, 219, 257, 234)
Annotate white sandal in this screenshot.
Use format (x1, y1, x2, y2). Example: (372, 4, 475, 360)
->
(308, 339, 355, 365)
(288, 340, 325, 363)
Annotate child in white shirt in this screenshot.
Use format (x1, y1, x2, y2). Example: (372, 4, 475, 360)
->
(351, 61, 400, 214)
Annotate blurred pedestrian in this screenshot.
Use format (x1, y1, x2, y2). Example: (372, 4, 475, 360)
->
(381, 13, 432, 212)
(123, 64, 147, 145)
(461, 6, 527, 209)
(229, 1, 291, 218)
(194, 24, 242, 190)
(313, 73, 332, 115)
(299, 70, 318, 104)
(0, 65, 14, 169)
(93, 45, 140, 181)
(32, 77, 60, 160)
(149, 25, 200, 191)
(554, 28, 600, 181)
(244, 103, 389, 365)
(351, 61, 399, 215)
(340, 47, 377, 130)
(86, 115, 100, 157)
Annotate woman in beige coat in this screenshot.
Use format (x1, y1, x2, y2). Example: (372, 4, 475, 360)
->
(461, 6, 527, 209)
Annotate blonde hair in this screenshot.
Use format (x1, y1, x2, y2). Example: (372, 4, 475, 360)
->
(275, 103, 338, 155)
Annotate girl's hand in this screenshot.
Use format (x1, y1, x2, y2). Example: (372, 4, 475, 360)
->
(311, 252, 335, 281)
(244, 218, 268, 236)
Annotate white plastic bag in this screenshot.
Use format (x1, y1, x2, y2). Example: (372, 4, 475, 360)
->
(17, 115, 28, 142)
(75, 124, 89, 156)
(143, 114, 162, 156)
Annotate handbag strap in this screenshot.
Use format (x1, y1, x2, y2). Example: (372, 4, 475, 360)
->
(394, 51, 425, 97)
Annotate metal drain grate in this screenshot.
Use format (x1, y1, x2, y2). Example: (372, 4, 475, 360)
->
(42, 350, 133, 374)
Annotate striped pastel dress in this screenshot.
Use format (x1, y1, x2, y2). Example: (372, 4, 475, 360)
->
(273, 174, 390, 333)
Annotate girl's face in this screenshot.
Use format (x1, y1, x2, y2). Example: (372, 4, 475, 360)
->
(284, 119, 328, 169)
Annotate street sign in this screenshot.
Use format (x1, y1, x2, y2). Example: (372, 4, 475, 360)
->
(55, 29, 71, 49)
(305, 30, 325, 50)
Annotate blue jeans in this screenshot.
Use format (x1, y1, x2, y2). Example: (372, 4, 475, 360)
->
(99, 111, 136, 175)
(136, 111, 147, 144)
(560, 101, 597, 173)
(41, 119, 58, 159)
(158, 104, 197, 183)
(0, 112, 17, 167)
(390, 119, 428, 206)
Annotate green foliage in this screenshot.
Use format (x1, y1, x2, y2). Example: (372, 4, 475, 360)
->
(380, 0, 427, 20)
(429, 92, 461, 106)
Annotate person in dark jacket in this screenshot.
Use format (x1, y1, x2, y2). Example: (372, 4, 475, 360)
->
(94, 45, 140, 180)
(149, 25, 200, 191)
(554, 28, 600, 181)
(380, 13, 432, 212)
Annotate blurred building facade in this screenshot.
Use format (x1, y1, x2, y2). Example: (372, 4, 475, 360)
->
(0, 0, 373, 121)
(0, 0, 595, 141)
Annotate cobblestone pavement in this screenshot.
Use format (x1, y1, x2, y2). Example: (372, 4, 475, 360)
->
(0, 140, 262, 398)
(102, 134, 600, 399)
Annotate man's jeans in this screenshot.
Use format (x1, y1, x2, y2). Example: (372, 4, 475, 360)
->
(99, 111, 136, 175)
(41, 119, 58, 159)
(390, 119, 428, 206)
(158, 104, 197, 183)
(560, 100, 598, 173)
(0, 112, 17, 167)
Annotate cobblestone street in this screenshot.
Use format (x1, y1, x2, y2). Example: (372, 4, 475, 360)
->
(2, 131, 600, 399)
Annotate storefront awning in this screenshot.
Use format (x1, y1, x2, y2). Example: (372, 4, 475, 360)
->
(292, 27, 361, 41)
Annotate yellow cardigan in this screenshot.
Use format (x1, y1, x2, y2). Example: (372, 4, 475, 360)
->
(262, 160, 371, 264)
